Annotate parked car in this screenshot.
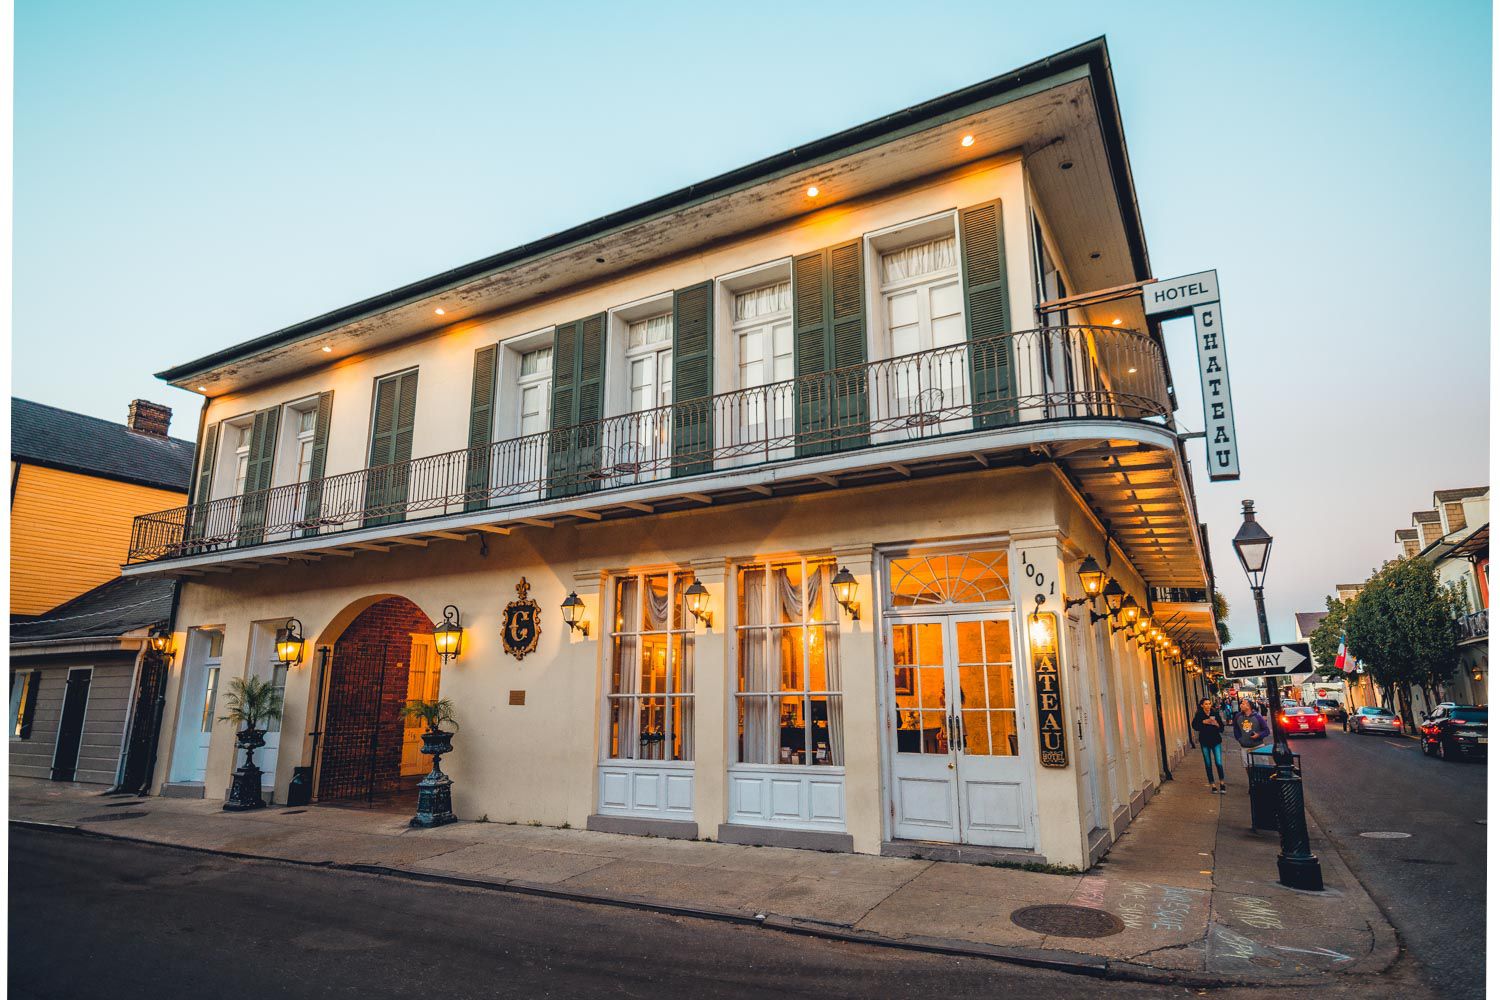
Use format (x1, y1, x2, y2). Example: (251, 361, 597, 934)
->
(1420, 706, 1488, 762)
(1347, 706, 1405, 735)
(1314, 698, 1347, 722)
(1280, 705, 1328, 738)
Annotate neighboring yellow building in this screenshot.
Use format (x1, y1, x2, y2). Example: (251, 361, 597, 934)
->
(11, 399, 195, 616)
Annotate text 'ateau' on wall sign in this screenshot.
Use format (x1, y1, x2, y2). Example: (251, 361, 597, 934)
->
(503, 577, 541, 661)
(1139, 269, 1240, 482)
(1029, 611, 1068, 768)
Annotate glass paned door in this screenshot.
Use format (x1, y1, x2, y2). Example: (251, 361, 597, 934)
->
(889, 614, 1032, 848)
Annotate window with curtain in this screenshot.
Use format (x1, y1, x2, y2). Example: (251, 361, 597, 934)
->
(733, 280, 794, 446)
(607, 570, 695, 761)
(880, 234, 963, 358)
(735, 557, 844, 767)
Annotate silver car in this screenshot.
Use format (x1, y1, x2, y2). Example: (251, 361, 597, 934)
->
(1348, 706, 1405, 736)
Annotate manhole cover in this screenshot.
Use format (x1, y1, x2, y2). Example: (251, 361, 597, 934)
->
(1359, 831, 1411, 839)
(1010, 904, 1124, 938)
(77, 811, 148, 822)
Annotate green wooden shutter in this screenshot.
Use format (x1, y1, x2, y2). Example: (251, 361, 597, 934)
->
(300, 392, 334, 533)
(465, 345, 498, 511)
(828, 239, 868, 451)
(237, 407, 280, 544)
(793, 241, 867, 455)
(365, 369, 419, 526)
(548, 314, 605, 498)
(189, 421, 219, 546)
(959, 200, 1015, 427)
(671, 282, 713, 477)
(793, 249, 832, 456)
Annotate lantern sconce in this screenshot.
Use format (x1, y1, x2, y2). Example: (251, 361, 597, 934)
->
(561, 592, 590, 637)
(1111, 595, 1142, 634)
(1471, 665, 1484, 683)
(147, 623, 174, 658)
(1065, 555, 1106, 609)
(275, 618, 306, 667)
(434, 605, 464, 663)
(1028, 594, 1057, 653)
(831, 566, 861, 621)
(683, 579, 713, 628)
(1093, 577, 1125, 625)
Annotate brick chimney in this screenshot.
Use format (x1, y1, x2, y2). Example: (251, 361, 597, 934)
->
(127, 400, 173, 437)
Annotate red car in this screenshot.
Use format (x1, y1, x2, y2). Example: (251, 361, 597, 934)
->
(1280, 705, 1328, 738)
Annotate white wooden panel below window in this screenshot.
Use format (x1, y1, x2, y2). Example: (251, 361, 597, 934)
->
(727, 766, 845, 832)
(597, 762, 694, 821)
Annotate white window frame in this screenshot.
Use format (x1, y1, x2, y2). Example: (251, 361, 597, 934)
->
(601, 568, 697, 763)
(864, 211, 964, 363)
(713, 259, 795, 466)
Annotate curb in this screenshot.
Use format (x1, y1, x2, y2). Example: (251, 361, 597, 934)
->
(9, 817, 1352, 988)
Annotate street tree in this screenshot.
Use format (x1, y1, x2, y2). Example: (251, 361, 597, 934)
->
(1308, 596, 1353, 682)
(1213, 590, 1232, 646)
(1346, 558, 1460, 728)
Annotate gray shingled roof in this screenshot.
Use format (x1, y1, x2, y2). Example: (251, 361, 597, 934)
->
(1412, 510, 1440, 523)
(1434, 487, 1487, 503)
(10, 575, 176, 645)
(1294, 611, 1329, 637)
(12, 398, 195, 493)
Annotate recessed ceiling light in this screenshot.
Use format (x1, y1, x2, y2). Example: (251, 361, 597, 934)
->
(961, 134, 975, 147)
(1060, 160, 1074, 170)
(322, 344, 333, 352)
(1111, 318, 1123, 326)
(197, 386, 208, 392)
(806, 185, 820, 198)
(434, 307, 446, 316)
(1127, 367, 1138, 374)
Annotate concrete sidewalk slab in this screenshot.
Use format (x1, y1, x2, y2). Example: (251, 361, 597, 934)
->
(8, 767, 1399, 988)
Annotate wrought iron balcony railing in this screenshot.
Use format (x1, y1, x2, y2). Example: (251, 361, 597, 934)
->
(127, 325, 1169, 564)
(1457, 608, 1489, 642)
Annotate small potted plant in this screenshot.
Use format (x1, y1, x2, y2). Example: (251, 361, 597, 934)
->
(401, 698, 458, 827)
(220, 675, 283, 811)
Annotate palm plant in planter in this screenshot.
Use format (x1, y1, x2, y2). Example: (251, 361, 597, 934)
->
(401, 698, 459, 828)
(219, 675, 283, 811)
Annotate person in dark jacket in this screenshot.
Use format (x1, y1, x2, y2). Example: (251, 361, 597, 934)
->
(1191, 698, 1227, 792)
(1233, 698, 1272, 752)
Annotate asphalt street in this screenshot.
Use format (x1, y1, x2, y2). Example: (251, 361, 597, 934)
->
(1297, 724, 1487, 1000)
(10, 827, 1228, 1000)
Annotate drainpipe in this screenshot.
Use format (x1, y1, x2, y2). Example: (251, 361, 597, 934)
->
(1150, 646, 1172, 782)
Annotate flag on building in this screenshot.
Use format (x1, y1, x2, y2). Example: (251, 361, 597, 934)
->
(1334, 634, 1350, 673)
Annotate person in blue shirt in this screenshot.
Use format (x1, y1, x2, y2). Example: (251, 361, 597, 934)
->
(1233, 697, 1272, 752)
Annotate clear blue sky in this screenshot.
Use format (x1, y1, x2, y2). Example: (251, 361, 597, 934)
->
(14, 0, 1491, 642)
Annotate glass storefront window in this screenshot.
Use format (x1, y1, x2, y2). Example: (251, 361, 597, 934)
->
(735, 557, 843, 766)
(607, 570, 695, 761)
(889, 550, 1010, 606)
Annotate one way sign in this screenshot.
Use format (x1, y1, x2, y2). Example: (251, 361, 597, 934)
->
(1223, 642, 1311, 678)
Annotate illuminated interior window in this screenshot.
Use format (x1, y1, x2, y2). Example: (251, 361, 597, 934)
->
(889, 550, 1011, 606)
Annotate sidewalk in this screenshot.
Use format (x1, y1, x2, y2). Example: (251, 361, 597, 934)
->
(9, 760, 1396, 987)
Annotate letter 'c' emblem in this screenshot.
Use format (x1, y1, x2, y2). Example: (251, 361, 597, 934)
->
(502, 578, 542, 660)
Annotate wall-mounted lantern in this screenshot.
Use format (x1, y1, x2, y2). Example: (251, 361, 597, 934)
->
(1028, 595, 1056, 653)
(147, 623, 174, 658)
(275, 618, 306, 667)
(1066, 556, 1105, 609)
(831, 566, 861, 621)
(434, 605, 465, 663)
(1120, 595, 1142, 624)
(683, 579, 713, 628)
(561, 592, 590, 637)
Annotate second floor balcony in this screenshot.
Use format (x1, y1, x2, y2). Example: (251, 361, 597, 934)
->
(125, 325, 1199, 584)
(1457, 608, 1489, 643)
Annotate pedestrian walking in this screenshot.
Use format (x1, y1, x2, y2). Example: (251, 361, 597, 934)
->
(1233, 697, 1272, 761)
(1192, 697, 1227, 792)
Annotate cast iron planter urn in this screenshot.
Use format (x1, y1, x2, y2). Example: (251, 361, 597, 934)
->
(224, 727, 268, 811)
(412, 728, 457, 828)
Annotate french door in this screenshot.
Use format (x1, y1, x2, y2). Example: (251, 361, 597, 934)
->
(888, 614, 1033, 847)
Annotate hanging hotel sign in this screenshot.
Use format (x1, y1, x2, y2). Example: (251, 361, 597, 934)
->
(1029, 611, 1068, 768)
(502, 578, 541, 660)
(1141, 269, 1241, 481)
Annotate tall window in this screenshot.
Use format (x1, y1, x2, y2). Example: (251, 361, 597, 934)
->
(736, 558, 844, 767)
(10, 671, 37, 739)
(734, 282, 794, 445)
(517, 346, 553, 436)
(294, 408, 317, 483)
(880, 235, 963, 357)
(201, 630, 224, 734)
(626, 315, 673, 414)
(607, 571, 695, 762)
(232, 423, 253, 495)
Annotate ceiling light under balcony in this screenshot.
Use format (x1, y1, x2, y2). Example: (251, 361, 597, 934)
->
(322, 345, 332, 353)
(1111, 318, 1122, 326)
(197, 386, 207, 392)
(434, 307, 446, 316)
(961, 134, 975, 147)
(806, 185, 819, 198)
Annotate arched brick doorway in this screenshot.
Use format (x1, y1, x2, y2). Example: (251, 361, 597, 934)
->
(317, 597, 436, 805)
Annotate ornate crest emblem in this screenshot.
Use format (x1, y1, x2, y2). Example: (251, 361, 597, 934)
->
(502, 577, 542, 661)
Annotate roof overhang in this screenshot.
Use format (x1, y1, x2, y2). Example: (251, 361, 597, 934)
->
(9, 634, 146, 659)
(162, 37, 1151, 396)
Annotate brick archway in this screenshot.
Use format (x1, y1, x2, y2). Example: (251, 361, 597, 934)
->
(317, 597, 434, 803)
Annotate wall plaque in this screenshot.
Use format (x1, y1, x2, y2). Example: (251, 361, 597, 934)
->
(502, 577, 541, 661)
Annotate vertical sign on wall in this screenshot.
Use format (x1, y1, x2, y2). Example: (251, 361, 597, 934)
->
(1141, 269, 1241, 481)
(1028, 609, 1068, 768)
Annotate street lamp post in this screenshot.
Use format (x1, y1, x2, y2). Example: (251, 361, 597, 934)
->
(1232, 499, 1323, 891)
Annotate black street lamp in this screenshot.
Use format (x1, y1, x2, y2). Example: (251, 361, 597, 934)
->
(1231, 499, 1323, 892)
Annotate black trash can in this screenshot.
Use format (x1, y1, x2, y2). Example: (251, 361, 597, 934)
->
(286, 766, 313, 807)
(1245, 751, 1280, 831)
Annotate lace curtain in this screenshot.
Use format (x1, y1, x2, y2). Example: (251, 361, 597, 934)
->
(613, 577, 640, 757)
(734, 282, 791, 322)
(881, 236, 957, 285)
(627, 314, 672, 349)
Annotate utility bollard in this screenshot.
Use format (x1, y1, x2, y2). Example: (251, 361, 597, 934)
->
(1273, 765, 1323, 890)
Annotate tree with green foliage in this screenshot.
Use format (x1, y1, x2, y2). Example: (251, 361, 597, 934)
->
(1346, 558, 1460, 729)
(1212, 590, 1232, 646)
(1308, 596, 1353, 682)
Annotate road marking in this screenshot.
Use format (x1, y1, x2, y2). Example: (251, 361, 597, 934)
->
(1359, 831, 1412, 839)
(1272, 944, 1353, 964)
(1383, 741, 1412, 749)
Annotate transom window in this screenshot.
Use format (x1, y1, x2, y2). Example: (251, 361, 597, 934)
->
(735, 558, 844, 767)
(889, 550, 1011, 607)
(607, 571, 695, 761)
